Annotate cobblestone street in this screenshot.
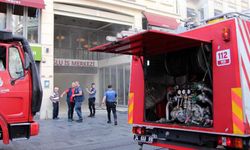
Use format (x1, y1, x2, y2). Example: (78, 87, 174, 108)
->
(0, 109, 165, 150)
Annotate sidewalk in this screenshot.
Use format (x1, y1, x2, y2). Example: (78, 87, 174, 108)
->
(45, 106, 129, 120)
(95, 106, 128, 113)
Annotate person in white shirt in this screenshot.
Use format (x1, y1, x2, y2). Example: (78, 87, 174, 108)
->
(50, 87, 60, 120)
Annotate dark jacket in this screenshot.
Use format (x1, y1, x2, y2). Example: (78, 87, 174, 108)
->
(74, 86, 84, 102)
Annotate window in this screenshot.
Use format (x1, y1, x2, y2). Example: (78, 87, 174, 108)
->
(27, 7, 39, 43)
(124, 64, 130, 105)
(100, 63, 131, 106)
(0, 46, 6, 71)
(111, 66, 117, 93)
(187, 8, 196, 18)
(227, 5, 236, 12)
(117, 65, 124, 105)
(8, 47, 24, 79)
(142, 17, 147, 30)
(0, 3, 7, 30)
(214, 9, 223, 16)
(214, 1, 223, 8)
(12, 5, 24, 36)
(54, 15, 130, 60)
(198, 8, 204, 20)
(0, 3, 41, 43)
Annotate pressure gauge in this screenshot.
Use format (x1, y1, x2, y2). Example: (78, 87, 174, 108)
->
(182, 89, 186, 94)
(177, 90, 181, 95)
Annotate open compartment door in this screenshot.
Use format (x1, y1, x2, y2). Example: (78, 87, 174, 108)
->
(91, 30, 214, 128)
(89, 30, 211, 56)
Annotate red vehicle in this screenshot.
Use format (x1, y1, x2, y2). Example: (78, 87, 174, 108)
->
(0, 31, 42, 144)
(90, 13, 250, 149)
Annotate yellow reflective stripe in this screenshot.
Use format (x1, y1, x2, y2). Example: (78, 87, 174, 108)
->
(233, 123, 244, 135)
(232, 101, 244, 122)
(232, 88, 242, 98)
(128, 92, 134, 124)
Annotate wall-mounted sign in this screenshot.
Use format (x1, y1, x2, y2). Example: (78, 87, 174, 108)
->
(54, 58, 98, 67)
(30, 45, 42, 61)
(44, 80, 50, 89)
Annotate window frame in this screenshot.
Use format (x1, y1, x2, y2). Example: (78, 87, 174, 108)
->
(8, 46, 25, 79)
(5, 4, 41, 44)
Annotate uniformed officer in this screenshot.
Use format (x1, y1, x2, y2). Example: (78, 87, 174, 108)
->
(73, 81, 84, 123)
(86, 83, 97, 117)
(102, 85, 118, 125)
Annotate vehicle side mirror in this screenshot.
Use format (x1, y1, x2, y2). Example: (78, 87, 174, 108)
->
(24, 52, 31, 70)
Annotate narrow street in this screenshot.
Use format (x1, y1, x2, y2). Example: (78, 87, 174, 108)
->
(0, 109, 165, 150)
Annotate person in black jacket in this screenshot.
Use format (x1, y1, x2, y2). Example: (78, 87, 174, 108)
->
(61, 82, 76, 122)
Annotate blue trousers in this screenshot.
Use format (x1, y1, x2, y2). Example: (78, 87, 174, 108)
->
(75, 101, 83, 120)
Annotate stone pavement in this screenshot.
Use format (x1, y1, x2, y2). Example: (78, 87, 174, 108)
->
(0, 109, 166, 150)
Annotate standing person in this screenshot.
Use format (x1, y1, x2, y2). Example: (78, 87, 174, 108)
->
(102, 85, 118, 125)
(61, 82, 76, 122)
(86, 83, 97, 117)
(73, 81, 84, 123)
(50, 87, 60, 120)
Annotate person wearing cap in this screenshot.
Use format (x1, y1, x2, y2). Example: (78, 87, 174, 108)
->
(102, 85, 118, 125)
(86, 83, 97, 117)
(73, 81, 84, 123)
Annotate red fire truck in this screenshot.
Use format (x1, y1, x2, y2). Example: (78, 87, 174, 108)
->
(0, 31, 43, 144)
(90, 13, 250, 149)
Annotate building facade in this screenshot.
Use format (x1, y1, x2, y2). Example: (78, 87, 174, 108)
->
(187, 0, 250, 20)
(1, 0, 249, 119)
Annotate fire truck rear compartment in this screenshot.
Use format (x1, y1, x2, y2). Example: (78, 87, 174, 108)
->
(144, 45, 213, 127)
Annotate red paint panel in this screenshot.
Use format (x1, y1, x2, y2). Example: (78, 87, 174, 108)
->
(130, 56, 144, 123)
(0, 43, 31, 124)
(181, 19, 241, 134)
(151, 142, 197, 150)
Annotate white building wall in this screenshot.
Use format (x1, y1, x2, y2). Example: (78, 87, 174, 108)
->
(191, 0, 250, 20)
(39, 0, 54, 119)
